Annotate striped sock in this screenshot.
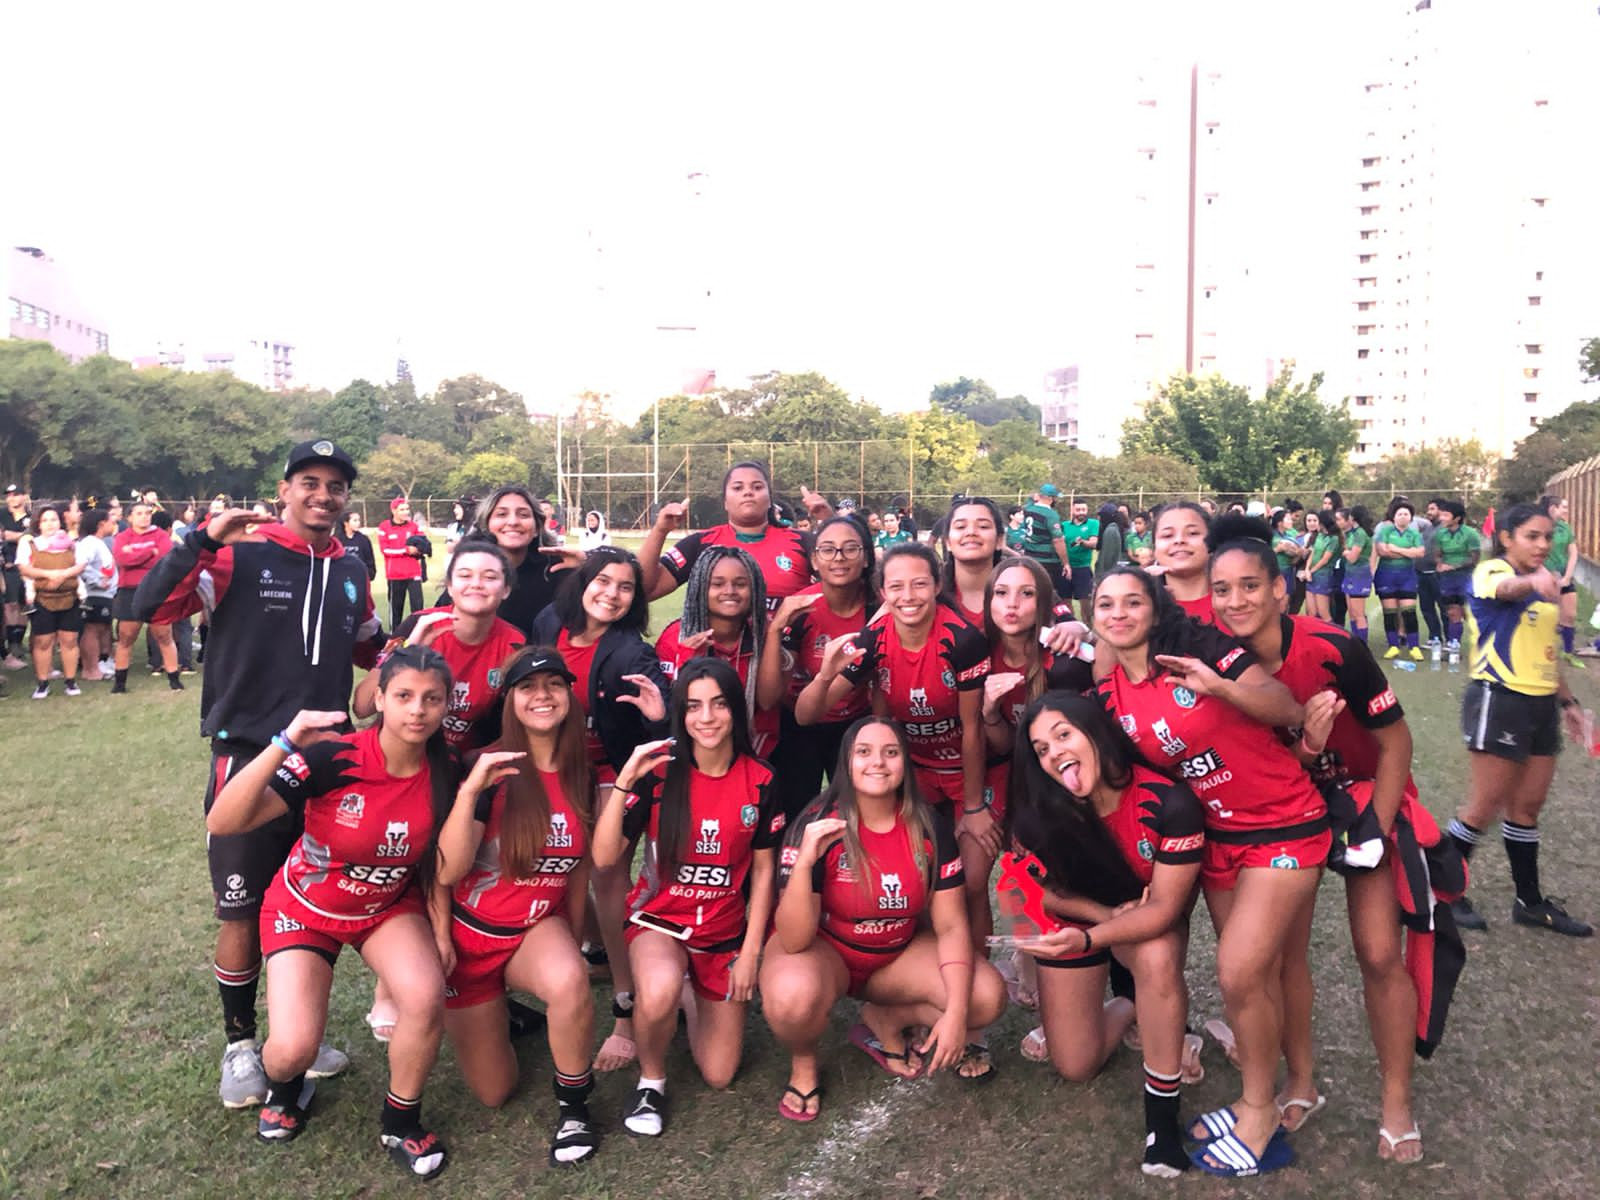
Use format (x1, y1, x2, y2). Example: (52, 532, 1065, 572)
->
(554, 1068, 595, 1107)
(216, 960, 261, 1043)
(382, 1090, 424, 1137)
(1142, 1064, 1185, 1169)
(1144, 1063, 1181, 1100)
(1502, 821, 1543, 907)
(1447, 818, 1483, 862)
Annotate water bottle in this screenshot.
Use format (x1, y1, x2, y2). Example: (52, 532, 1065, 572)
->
(1430, 642, 1442, 672)
(1448, 645, 1460, 673)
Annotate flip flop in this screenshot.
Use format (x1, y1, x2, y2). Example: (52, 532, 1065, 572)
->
(1190, 1128, 1294, 1178)
(364, 1007, 396, 1043)
(593, 1031, 637, 1072)
(847, 1021, 918, 1078)
(1202, 1018, 1239, 1067)
(778, 1084, 822, 1123)
(1020, 1026, 1050, 1063)
(1278, 1093, 1327, 1133)
(955, 1043, 997, 1084)
(1187, 1106, 1238, 1144)
(1378, 1126, 1423, 1165)
(1180, 1032, 1205, 1085)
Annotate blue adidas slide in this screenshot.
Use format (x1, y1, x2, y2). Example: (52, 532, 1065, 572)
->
(1186, 1106, 1237, 1143)
(1190, 1128, 1294, 1178)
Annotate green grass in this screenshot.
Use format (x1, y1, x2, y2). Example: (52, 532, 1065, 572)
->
(3, 595, 1598, 1198)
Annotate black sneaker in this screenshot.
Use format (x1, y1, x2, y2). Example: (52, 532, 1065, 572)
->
(1512, 897, 1594, 937)
(623, 1087, 666, 1137)
(1449, 896, 1488, 931)
(168, 675, 185, 691)
(551, 1104, 599, 1166)
(110, 680, 127, 694)
(381, 1128, 448, 1179)
(64, 680, 81, 697)
(257, 1079, 315, 1142)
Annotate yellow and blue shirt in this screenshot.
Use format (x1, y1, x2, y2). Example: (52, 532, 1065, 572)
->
(1467, 558, 1559, 696)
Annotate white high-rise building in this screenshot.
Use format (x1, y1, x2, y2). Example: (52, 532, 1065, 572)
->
(1343, 0, 1600, 464)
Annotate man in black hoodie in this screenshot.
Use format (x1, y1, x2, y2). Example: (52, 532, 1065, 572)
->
(136, 440, 384, 1109)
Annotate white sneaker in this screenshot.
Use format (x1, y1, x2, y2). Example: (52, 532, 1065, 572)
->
(307, 1041, 350, 1079)
(2, 654, 25, 670)
(220, 1038, 268, 1108)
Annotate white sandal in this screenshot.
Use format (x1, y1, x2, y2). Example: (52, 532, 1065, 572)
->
(364, 1006, 396, 1043)
(1020, 1026, 1049, 1062)
(1378, 1126, 1423, 1164)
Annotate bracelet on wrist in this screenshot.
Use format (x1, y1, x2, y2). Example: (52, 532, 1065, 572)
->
(962, 802, 992, 815)
(271, 732, 300, 757)
(1080, 929, 1094, 954)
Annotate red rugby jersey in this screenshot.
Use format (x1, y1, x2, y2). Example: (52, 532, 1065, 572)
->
(780, 802, 964, 953)
(1175, 592, 1216, 625)
(412, 606, 524, 751)
(779, 583, 870, 721)
(452, 770, 587, 934)
(556, 629, 607, 767)
(622, 755, 785, 946)
(1095, 626, 1325, 834)
(841, 604, 990, 771)
(1270, 614, 1404, 785)
(266, 725, 436, 921)
(1100, 766, 1207, 885)
(655, 619, 779, 756)
(661, 524, 815, 609)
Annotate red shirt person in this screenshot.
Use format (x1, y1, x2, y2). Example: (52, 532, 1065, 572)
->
(111, 500, 181, 688)
(378, 496, 426, 630)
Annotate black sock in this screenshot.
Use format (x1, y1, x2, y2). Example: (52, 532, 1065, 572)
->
(1401, 607, 1420, 645)
(382, 1090, 424, 1137)
(1502, 821, 1542, 906)
(1447, 818, 1483, 862)
(265, 1072, 306, 1109)
(168, 670, 184, 689)
(217, 961, 261, 1043)
(554, 1069, 595, 1111)
(1108, 957, 1136, 1002)
(1382, 610, 1399, 645)
(5, 625, 22, 651)
(1143, 1065, 1187, 1170)
(114, 668, 128, 687)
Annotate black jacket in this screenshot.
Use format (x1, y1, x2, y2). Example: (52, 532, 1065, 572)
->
(532, 607, 669, 771)
(344, 529, 377, 581)
(134, 524, 383, 748)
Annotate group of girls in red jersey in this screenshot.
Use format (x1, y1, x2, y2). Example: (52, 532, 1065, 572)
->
(200, 471, 1466, 1183)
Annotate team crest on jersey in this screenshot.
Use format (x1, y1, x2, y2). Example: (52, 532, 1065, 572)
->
(343, 578, 357, 604)
(941, 668, 956, 689)
(740, 804, 758, 828)
(696, 818, 722, 855)
(879, 872, 910, 910)
(1270, 853, 1299, 870)
(1137, 837, 1155, 862)
(775, 554, 794, 572)
(548, 813, 573, 848)
(450, 680, 470, 713)
(487, 668, 503, 689)
(907, 687, 935, 717)
(1119, 714, 1137, 736)
(376, 820, 411, 858)
(1152, 718, 1187, 756)
(336, 792, 365, 827)
(1172, 686, 1198, 709)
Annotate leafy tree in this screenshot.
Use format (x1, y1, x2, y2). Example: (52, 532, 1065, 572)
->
(1122, 367, 1355, 493)
(750, 373, 877, 443)
(1581, 337, 1600, 384)
(0, 339, 73, 486)
(1366, 439, 1497, 503)
(1497, 400, 1600, 502)
(631, 394, 742, 446)
(932, 377, 1041, 427)
(311, 379, 385, 460)
(433, 375, 527, 454)
(447, 451, 528, 497)
(359, 437, 460, 500)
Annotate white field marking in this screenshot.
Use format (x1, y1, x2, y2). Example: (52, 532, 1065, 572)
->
(781, 1084, 921, 1200)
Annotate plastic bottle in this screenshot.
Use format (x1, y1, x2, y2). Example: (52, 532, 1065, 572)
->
(1430, 641, 1442, 672)
(1448, 644, 1460, 673)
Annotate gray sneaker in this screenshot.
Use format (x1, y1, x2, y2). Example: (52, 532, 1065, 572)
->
(220, 1038, 268, 1108)
(307, 1041, 350, 1079)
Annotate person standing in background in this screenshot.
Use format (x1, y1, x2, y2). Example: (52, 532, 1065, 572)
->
(2, 484, 29, 669)
(17, 504, 86, 698)
(580, 510, 611, 551)
(341, 510, 378, 586)
(1060, 499, 1100, 622)
(1538, 494, 1581, 666)
(378, 496, 426, 629)
(111, 500, 182, 692)
(1094, 502, 1126, 577)
(1019, 484, 1070, 603)
(77, 507, 118, 679)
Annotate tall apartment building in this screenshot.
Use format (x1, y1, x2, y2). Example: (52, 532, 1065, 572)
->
(131, 337, 296, 391)
(1344, 0, 1600, 464)
(3, 246, 110, 361)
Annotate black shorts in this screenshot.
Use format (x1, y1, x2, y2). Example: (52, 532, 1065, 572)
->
(111, 588, 142, 622)
(81, 595, 113, 625)
(1042, 565, 1071, 601)
(1068, 565, 1095, 600)
(2, 565, 20, 607)
(29, 604, 83, 635)
(204, 741, 302, 921)
(1561, 583, 1577, 596)
(1461, 682, 1560, 762)
(1380, 591, 1417, 603)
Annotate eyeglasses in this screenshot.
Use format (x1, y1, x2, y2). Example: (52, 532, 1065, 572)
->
(815, 543, 863, 561)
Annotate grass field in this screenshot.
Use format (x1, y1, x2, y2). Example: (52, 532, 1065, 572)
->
(2, 580, 1598, 1199)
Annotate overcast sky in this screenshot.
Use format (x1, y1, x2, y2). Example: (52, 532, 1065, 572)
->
(7, 1, 1394, 418)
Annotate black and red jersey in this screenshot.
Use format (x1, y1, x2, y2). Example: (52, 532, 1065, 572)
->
(1100, 766, 1206, 885)
(1095, 625, 1325, 834)
(655, 619, 779, 756)
(556, 630, 607, 767)
(1271, 615, 1404, 785)
(779, 583, 870, 721)
(622, 755, 786, 946)
(452, 770, 587, 934)
(987, 645, 1095, 730)
(662, 524, 814, 609)
(1175, 593, 1215, 625)
(411, 606, 524, 752)
(780, 802, 964, 953)
(841, 604, 989, 770)
(266, 725, 435, 922)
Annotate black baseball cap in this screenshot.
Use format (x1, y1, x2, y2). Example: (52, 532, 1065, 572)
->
(502, 648, 577, 689)
(284, 439, 358, 483)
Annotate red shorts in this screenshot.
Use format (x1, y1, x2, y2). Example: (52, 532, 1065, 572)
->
(1202, 825, 1332, 891)
(259, 879, 423, 966)
(982, 760, 1010, 823)
(819, 930, 909, 997)
(624, 924, 743, 1002)
(914, 765, 963, 808)
(444, 921, 526, 1010)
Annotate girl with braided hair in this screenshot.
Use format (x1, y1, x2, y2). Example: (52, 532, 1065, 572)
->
(654, 544, 777, 757)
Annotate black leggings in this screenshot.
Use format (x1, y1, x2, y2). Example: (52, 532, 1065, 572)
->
(387, 579, 423, 631)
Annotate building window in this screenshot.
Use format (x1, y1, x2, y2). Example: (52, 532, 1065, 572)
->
(35, 308, 50, 328)
(1356, 324, 1375, 335)
(1532, 197, 1547, 207)
(1529, 296, 1542, 306)
(1534, 270, 1544, 281)
(1360, 205, 1378, 216)
(1527, 343, 1543, 354)
(1357, 348, 1370, 359)
(6, 297, 19, 320)
(1524, 367, 1541, 379)
(1359, 253, 1375, 264)
(1357, 301, 1375, 311)
(1355, 395, 1374, 406)
(1525, 393, 1539, 403)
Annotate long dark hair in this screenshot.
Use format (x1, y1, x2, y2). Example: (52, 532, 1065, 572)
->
(786, 716, 938, 902)
(1492, 502, 1546, 563)
(655, 658, 755, 876)
(552, 545, 650, 636)
(1092, 566, 1208, 668)
(1006, 692, 1146, 906)
(939, 496, 1006, 594)
(473, 484, 546, 543)
(479, 645, 596, 882)
(1208, 514, 1280, 580)
(679, 545, 766, 726)
(376, 645, 461, 896)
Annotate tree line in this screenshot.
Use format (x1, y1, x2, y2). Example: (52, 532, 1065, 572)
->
(0, 336, 1591, 516)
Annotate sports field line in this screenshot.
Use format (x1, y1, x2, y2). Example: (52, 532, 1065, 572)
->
(780, 1081, 919, 1199)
